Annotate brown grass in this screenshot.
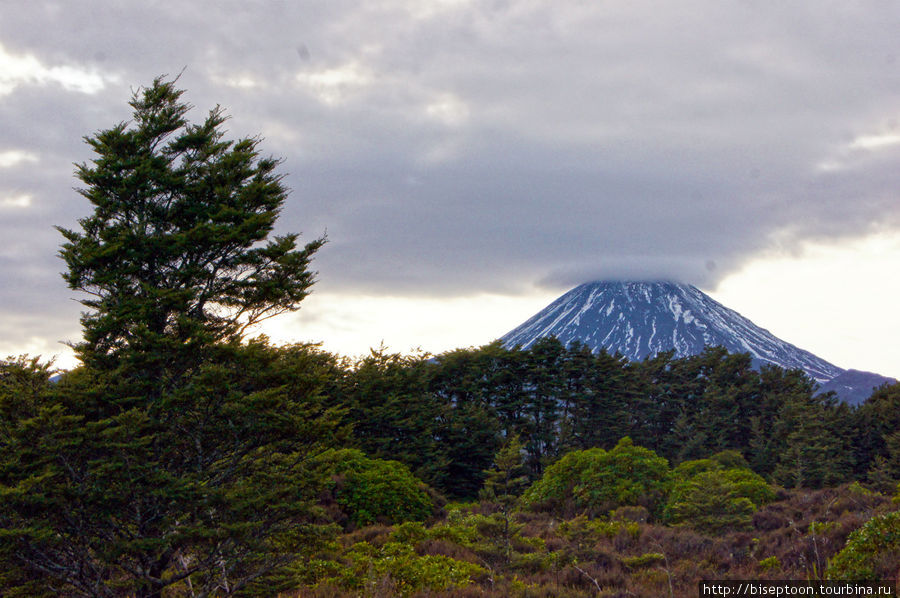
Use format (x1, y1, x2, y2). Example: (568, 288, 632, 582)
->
(279, 483, 898, 598)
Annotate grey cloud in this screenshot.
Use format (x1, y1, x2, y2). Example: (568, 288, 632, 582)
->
(3, 1, 900, 356)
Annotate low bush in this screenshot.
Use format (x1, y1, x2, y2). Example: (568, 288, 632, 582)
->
(318, 449, 435, 527)
(665, 460, 775, 533)
(521, 438, 670, 517)
(827, 510, 900, 581)
(295, 541, 485, 596)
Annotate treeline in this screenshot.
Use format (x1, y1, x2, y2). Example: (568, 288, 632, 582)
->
(330, 338, 900, 498)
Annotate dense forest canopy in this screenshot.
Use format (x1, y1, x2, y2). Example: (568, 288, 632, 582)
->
(333, 338, 900, 498)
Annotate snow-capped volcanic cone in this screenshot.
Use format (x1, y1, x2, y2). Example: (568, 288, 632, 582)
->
(501, 281, 843, 382)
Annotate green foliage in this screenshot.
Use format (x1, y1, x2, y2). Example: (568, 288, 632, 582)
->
(0, 77, 336, 597)
(847, 480, 876, 496)
(856, 383, 900, 484)
(521, 438, 671, 516)
(630, 348, 759, 461)
(296, 541, 484, 596)
(748, 366, 819, 475)
(556, 515, 641, 546)
(478, 435, 530, 564)
(771, 394, 854, 489)
(273, 479, 897, 596)
(574, 438, 671, 512)
(758, 556, 780, 572)
(0, 356, 54, 436)
(480, 434, 529, 507)
(336, 337, 887, 505)
(399, 506, 547, 574)
(319, 449, 434, 527)
(665, 461, 775, 533)
(866, 429, 900, 493)
(808, 520, 837, 535)
(565, 344, 633, 452)
(610, 505, 650, 522)
(672, 456, 722, 479)
(0, 340, 344, 597)
(709, 449, 751, 469)
(827, 510, 900, 580)
(519, 447, 602, 512)
(396, 513, 479, 548)
(7, 67, 900, 598)
(390, 520, 431, 544)
(58, 77, 324, 396)
(622, 552, 666, 569)
(426, 346, 503, 498)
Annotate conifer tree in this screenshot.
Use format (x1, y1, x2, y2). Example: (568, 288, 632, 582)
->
(427, 345, 501, 498)
(57, 75, 324, 397)
(866, 430, 900, 493)
(855, 383, 900, 482)
(522, 337, 564, 474)
(337, 347, 449, 488)
(568, 346, 630, 451)
(772, 395, 851, 488)
(0, 77, 338, 597)
(479, 435, 529, 565)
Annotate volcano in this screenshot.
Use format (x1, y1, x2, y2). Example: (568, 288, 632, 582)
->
(501, 281, 893, 403)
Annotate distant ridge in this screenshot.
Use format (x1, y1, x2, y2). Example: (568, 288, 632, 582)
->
(501, 281, 894, 404)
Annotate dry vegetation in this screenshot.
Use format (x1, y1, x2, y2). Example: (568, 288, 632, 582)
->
(276, 484, 898, 598)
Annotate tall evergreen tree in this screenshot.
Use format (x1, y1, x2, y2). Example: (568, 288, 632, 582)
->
(747, 365, 818, 476)
(692, 349, 758, 455)
(568, 346, 631, 451)
(771, 393, 851, 488)
(337, 347, 449, 488)
(521, 336, 565, 474)
(854, 383, 900, 482)
(429, 346, 501, 498)
(629, 350, 691, 456)
(58, 75, 324, 399)
(0, 77, 338, 597)
(478, 435, 529, 565)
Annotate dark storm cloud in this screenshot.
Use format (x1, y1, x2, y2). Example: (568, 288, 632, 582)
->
(2, 0, 900, 355)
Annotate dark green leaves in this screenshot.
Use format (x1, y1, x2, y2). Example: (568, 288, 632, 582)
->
(59, 75, 324, 384)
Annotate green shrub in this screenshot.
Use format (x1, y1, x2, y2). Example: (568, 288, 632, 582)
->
(708, 450, 751, 470)
(664, 466, 775, 533)
(672, 451, 749, 479)
(392, 510, 542, 570)
(519, 448, 604, 512)
(426, 516, 483, 547)
(521, 437, 670, 516)
(672, 458, 721, 479)
(622, 553, 666, 569)
(758, 556, 780, 572)
(847, 481, 875, 496)
(300, 541, 484, 596)
(390, 521, 429, 545)
(827, 511, 900, 580)
(319, 449, 434, 527)
(556, 515, 641, 547)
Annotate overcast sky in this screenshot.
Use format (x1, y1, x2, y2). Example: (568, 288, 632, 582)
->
(2, 1, 900, 377)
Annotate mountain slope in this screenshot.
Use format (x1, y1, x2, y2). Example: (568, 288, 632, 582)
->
(501, 281, 843, 382)
(817, 369, 896, 405)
